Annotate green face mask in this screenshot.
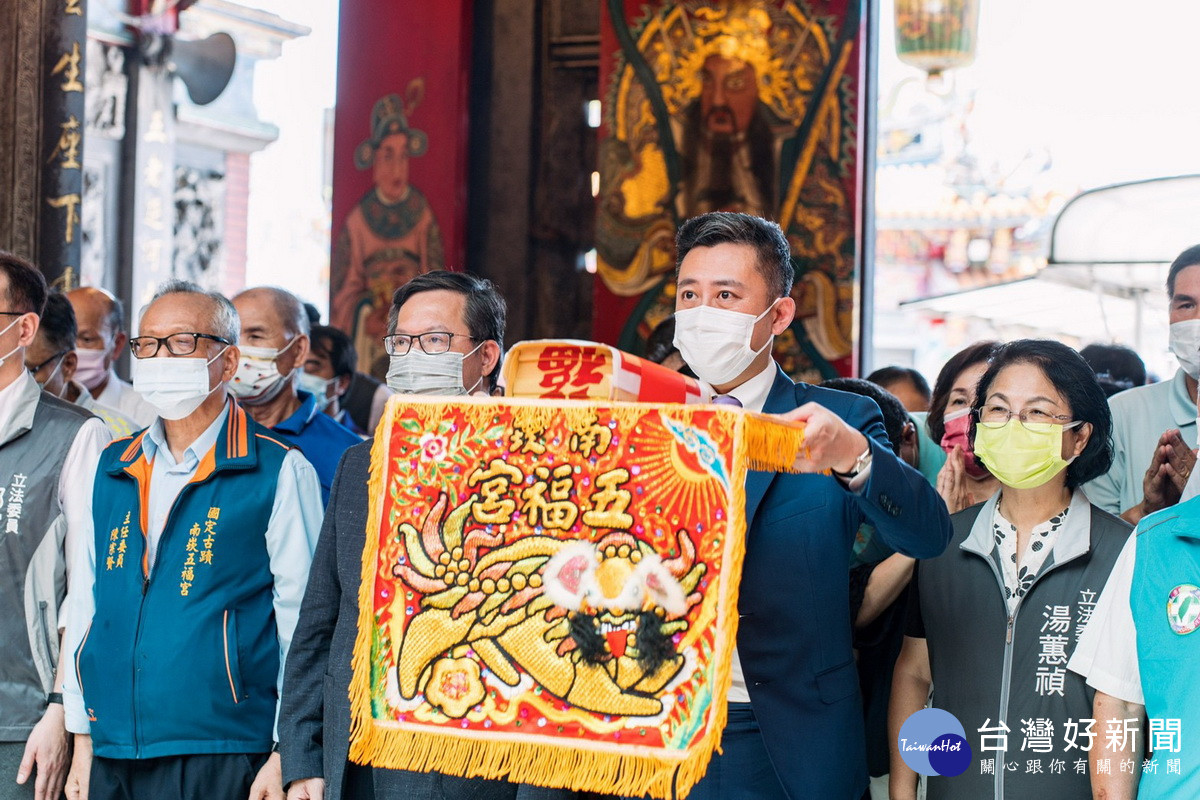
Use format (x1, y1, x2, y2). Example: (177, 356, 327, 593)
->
(973, 419, 1081, 490)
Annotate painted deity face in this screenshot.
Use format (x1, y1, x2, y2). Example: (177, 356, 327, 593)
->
(699, 55, 759, 136)
(373, 132, 411, 203)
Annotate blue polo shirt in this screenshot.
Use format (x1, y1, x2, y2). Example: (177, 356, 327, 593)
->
(272, 391, 360, 505)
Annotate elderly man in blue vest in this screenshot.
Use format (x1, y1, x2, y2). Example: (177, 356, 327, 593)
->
(0, 253, 111, 800)
(61, 280, 323, 800)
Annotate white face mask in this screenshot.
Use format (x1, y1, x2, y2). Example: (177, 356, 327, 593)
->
(1170, 319, 1200, 379)
(132, 348, 228, 421)
(672, 300, 779, 388)
(298, 371, 336, 411)
(0, 315, 26, 369)
(33, 355, 67, 398)
(228, 338, 298, 405)
(386, 343, 483, 396)
(74, 346, 109, 391)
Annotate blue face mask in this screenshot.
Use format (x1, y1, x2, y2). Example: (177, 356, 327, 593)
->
(298, 371, 337, 410)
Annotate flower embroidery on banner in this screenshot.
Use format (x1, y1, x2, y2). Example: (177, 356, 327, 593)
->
(418, 433, 448, 462)
(425, 656, 486, 719)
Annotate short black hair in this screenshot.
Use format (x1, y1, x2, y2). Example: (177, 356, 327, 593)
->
(303, 302, 321, 327)
(865, 366, 931, 403)
(0, 251, 48, 316)
(927, 341, 1001, 444)
(388, 271, 507, 390)
(38, 291, 77, 353)
(310, 324, 357, 379)
(822, 377, 908, 456)
(1167, 244, 1200, 297)
(1079, 343, 1146, 398)
(675, 212, 794, 299)
(970, 339, 1113, 489)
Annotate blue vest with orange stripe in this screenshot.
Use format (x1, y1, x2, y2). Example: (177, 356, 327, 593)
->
(78, 402, 294, 759)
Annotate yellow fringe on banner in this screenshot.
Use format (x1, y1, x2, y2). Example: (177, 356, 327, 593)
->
(740, 411, 810, 474)
(347, 397, 808, 799)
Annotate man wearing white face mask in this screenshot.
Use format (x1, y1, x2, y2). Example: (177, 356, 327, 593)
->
(61, 280, 323, 800)
(231, 288, 360, 504)
(1084, 244, 1200, 523)
(65, 288, 156, 428)
(279, 273, 573, 800)
(301, 326, 369, 437)
(0, 253, 111, 800)
(380, 271, 503, 397)
(25, 292, 139, 438)
(669, 213, 950, 800)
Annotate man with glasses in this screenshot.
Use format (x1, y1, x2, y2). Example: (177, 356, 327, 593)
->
(231, 287, 360, 504)
(25, 292, 138, 437)
(65, 287, 156, 428)
(280, 272, 574, 800)
(61, 280, 323, 800)
(0, 253, 111, 800)
(379, 272, 503, 397)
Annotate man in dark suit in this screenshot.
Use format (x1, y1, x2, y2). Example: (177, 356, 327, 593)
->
(670, 212, 951, 799)
(279, 273, 572, 800)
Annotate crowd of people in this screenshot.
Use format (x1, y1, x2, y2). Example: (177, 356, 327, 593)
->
(1, 217, 1199, 800)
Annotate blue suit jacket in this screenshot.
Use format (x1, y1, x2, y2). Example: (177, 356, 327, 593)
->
(737, 367, 951, 799)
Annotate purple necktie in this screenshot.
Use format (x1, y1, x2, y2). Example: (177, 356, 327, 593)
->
(712, 394, 742, 408)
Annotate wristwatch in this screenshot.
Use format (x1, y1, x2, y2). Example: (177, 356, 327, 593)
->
(47, 692, 63, 705)
(833, 445, 873, 479)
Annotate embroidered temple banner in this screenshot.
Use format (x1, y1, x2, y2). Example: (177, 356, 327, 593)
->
(350, 397, 806, 798)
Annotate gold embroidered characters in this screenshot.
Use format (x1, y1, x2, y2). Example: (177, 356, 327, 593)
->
(582, 468, 634, 530)
(569, 413, 613, 459)
(521, 465, 578, 530)
(106, 511, 132, 571)
(467, 459, 522, 525)
(180, 507, 221, 595)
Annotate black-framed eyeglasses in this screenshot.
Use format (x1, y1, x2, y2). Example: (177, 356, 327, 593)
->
(0, 310, 28, 317)
(976, 405, 1081, 431)
(129, 332, 231, 359)
(382, 331, 474, 356)
(27, 350, 68, 376)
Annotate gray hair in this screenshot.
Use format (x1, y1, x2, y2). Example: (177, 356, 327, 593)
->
(236, 286, 311, 338)
(141, 279, 240, 343)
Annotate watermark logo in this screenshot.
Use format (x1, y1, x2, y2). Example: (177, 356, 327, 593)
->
(897, 708, 972, 777)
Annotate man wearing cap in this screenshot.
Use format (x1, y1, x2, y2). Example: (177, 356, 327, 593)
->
(230, 287, 361, 504)
(66, 287, 156, 428)
(330, 91, 444, 376)
(25, 292, 139, 438)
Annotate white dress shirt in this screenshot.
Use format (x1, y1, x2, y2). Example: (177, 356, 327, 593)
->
(74, 382, 140, 437)
(96, 369, 158, 428)
(1066, 534, 1143, 704)
(62, 402, 324, 738)
(713, 363, 777, 703)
